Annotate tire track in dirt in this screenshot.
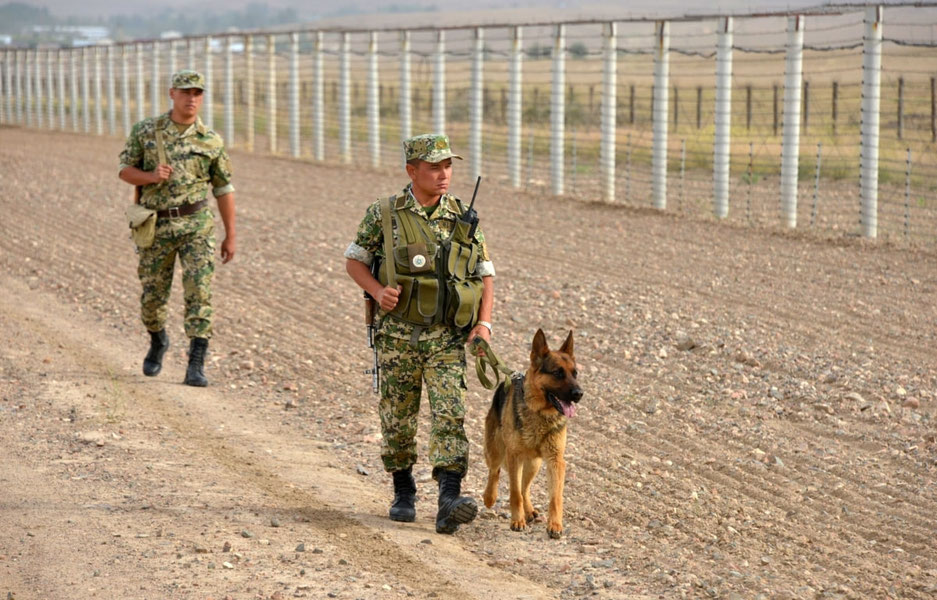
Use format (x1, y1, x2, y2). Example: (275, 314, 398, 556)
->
(0, 274, 561, 600)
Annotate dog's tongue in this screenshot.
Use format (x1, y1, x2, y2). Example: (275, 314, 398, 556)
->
(562, 402, 577, 418)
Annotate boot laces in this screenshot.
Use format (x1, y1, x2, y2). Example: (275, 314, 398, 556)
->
(190, 340, 208, 365)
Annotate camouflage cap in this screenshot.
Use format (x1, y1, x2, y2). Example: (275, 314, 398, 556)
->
(171, 70, 206, 90)
(403, 133, 463, 163)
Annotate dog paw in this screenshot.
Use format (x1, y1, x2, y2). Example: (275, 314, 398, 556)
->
(510, 520, 527, 532)
(547, 528, 562, 539)
(525, 509, 540, 523)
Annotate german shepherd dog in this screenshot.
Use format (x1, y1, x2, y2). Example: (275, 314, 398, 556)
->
(482, 329, 583, 538)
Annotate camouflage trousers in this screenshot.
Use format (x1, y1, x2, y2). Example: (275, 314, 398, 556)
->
(138, 219, 215, 338)
(376, 331, 469, 478)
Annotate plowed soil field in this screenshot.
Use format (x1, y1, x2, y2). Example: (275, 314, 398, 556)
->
(1, 126, 936, 600)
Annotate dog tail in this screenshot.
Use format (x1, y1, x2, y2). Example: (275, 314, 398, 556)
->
(491, 380, 508, 426)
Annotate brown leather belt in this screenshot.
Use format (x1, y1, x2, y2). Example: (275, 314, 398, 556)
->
(156, 199, 208, 219)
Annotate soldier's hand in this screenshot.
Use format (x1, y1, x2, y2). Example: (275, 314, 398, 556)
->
(377, 285, 402, 311)
(151, 164, 173, 183)
(220, 236, 236, 264)
(467, 324, 491, 346)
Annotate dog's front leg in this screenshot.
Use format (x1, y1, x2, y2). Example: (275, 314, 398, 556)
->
(505, 455, 527, 531)
(545, 453, 566, 538)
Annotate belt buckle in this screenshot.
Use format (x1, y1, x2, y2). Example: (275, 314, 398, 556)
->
(167, 206, 181, 218)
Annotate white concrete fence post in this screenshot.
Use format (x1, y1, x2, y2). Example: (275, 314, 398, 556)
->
(227, 35, 236, 147)
(245, 35, 255, 152)
(168, 40, 177, 79)
(652, 21, 670, 210)
(550, 24, 566, 196)
(367, 31, 381, 168)
(600, 22, 617, 203)
(93, 46, 103, 134)
(399, 31, 412, 143)
(135, 43, 144, 122)
(106, 45, 116, 134)
(507, 26, 523, 188)
(780, 15, 805, 228)
(121, 45, 130, 135)
(433, 30, 446, 135)
(713, 16, 734, 218)
(469, 27, 484, 180)
(289, 32, 300, 158)
(71, 49, 80, 130)
(187, 39, 195, 71)
(151, 41, 160, 117)
(16, 50, 23, 124)
(47, 49, 55, 129)
(313, 31, 324, 161)
(57, 50, 65, 129)
(860, 5, 884, 239)
(339, 32, 351, 163)
(81, 48, 90, 132)
(3, 52, 11, 123)
(30, 50, 42, 127)
(203, 36, 213, 129)
(267, 34, 276, 153)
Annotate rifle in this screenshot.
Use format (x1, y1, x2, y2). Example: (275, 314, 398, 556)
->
(364, 261, 380, 394)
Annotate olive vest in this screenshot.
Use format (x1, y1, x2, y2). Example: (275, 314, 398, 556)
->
(376, 194, 485, 331)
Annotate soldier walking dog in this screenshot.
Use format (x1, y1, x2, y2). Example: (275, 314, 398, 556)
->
(345, 134, 495, 534)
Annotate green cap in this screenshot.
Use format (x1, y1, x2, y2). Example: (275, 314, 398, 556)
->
(171, 70, 206, 90)
(403, 133, 463, 163)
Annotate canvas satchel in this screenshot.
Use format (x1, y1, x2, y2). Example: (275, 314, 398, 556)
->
(125, 129, 168, 249)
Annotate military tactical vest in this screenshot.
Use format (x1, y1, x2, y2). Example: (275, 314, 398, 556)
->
(376, 194, 485, 331)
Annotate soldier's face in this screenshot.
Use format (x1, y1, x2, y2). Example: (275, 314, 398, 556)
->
(169, 87, 204, 120)
(407, 159, 452, 202)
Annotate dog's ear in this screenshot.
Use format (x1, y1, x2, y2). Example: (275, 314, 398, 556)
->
(559, 330, 574, 357)
(531, 328, 549, 367)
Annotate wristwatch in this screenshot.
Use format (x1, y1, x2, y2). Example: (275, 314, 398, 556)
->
(477, 320, 492, 333)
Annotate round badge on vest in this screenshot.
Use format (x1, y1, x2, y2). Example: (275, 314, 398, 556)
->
(412, 254, 426, 269)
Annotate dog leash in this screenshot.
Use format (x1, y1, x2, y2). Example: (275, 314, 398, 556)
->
(468, 337, 515, 391)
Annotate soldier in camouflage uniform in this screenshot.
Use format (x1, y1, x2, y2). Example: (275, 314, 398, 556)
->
(118, 70, 236, 387)
(345, 133, 495, 534)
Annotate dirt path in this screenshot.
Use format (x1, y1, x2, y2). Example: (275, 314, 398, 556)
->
(1, 126, 936, 599)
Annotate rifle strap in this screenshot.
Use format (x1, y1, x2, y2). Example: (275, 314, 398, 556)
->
(380, 195, 397, 288)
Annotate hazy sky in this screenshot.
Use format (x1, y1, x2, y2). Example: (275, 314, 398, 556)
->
(19, 0, 840, 21)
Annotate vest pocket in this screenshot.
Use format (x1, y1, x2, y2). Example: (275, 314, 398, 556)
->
(416, 278, 440, 320)
(446, 241, 478, 281)
(447, 279, 483, 330)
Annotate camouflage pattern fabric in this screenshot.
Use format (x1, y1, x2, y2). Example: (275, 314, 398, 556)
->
(120, 112, 233, 339)
(377, 331, 469, 477)
(344, 184, 493, 343)
(403, 133, 463, 163)
(118, 112, 234, 211)
(171, 69, 205, 90)
(138, 210, 216, 338)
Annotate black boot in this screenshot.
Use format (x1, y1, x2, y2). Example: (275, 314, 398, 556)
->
(389, 467, 417, 522)
(183, 337, 209, 387)
(435, 470, 477, 534)
(142, 329, 169, 377)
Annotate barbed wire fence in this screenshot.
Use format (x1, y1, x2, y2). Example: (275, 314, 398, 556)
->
(2, 3, 936, 245)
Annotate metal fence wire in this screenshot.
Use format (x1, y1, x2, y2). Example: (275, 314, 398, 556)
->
(2, 3, 937, 245)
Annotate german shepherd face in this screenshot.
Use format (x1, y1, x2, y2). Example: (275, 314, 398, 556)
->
(528, 329, 583, 418)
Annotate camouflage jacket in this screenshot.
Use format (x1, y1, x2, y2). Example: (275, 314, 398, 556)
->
(345, 183, 495, 342)
(119, 112, 235, 212)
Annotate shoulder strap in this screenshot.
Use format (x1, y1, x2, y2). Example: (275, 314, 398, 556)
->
(155, 129, 168, 165)
(380, 196, 397, 288)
